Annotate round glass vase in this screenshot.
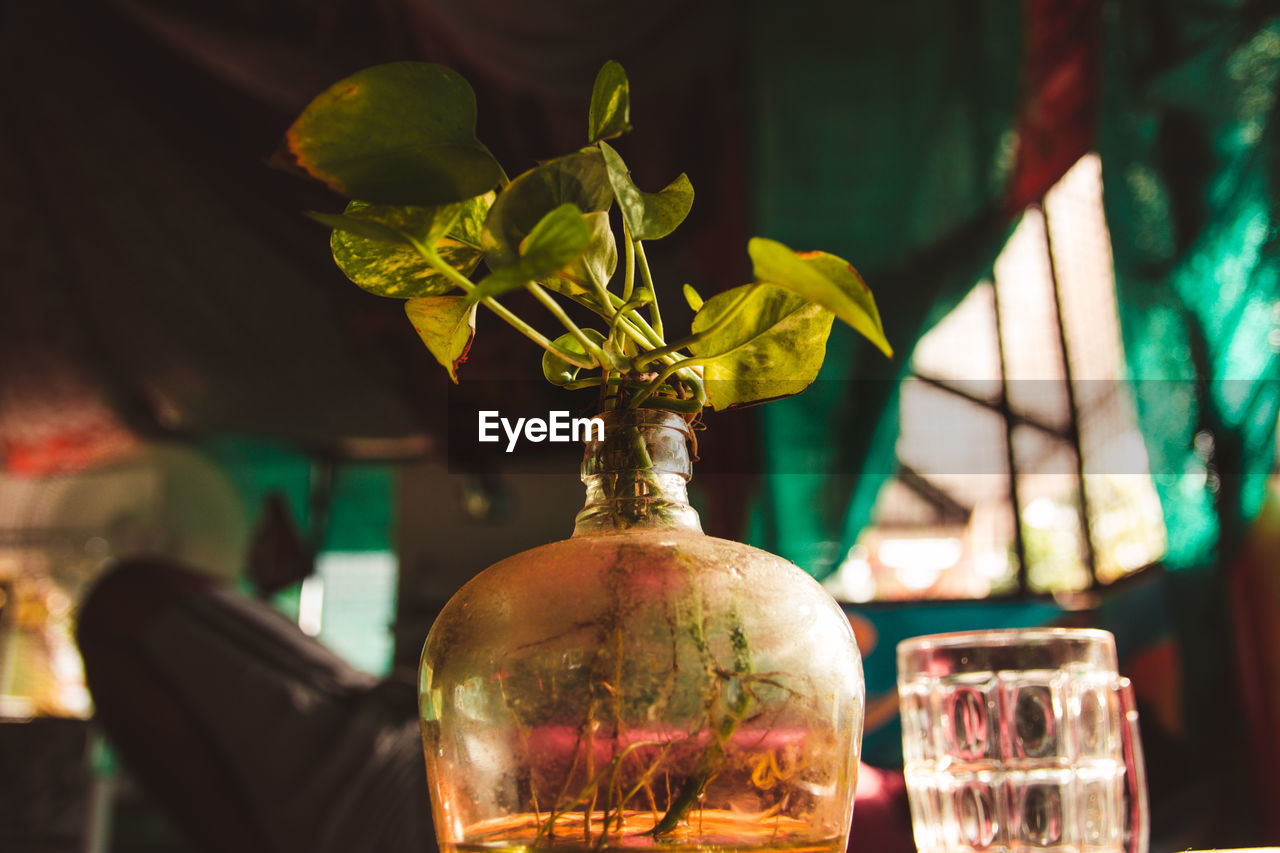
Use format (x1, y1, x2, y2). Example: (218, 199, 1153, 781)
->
(419, 409, 864, 853)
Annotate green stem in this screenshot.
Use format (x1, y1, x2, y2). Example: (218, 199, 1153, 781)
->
(559, 291, 702, 393)
(633, 283, 763, 371)
(608, 293, 652, 343)
(413, 241, 595, 370)
(552, 277, 655, 356)
(571, 289, 664, 351)
(634, 241, 663, 339)
(649, 686, 750, 837)
(621, 219, 636, 302)
(527, 282, 610, 367)
(561, 376, 638, 392)
(614, 318, 649, 358)
(629, 357, 712, 409)
(614, 311, 666, 358)
(561, 378, 701, 413)
(590, 275, 617, 328)
(627, 314, 663, 349)
(583, 293, 703, 393)
(616, 317, 672, 368)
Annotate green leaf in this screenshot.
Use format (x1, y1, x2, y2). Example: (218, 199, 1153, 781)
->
(549, 211, 617, 293)
(331, 232, 481, 298)
(449, 191, 493, 249)
(747, 238, 892, 357)
(481, 150, 614, 268)
(688, 284, 835, 410)
(316, 198, 469, 244)
(405, 295, 478, 383)
(682, 283, 704, 312)
(542, 329, 606, 386)
(598, 141, 693, 240)
(308, 210, 414, 245)
(283, 62, 504, 205)
(325, 197, 491, 298)
(588, 61, 631, 143)
(469, 204, 593, 303)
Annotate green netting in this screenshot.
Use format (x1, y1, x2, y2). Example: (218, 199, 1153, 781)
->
(1099, 1, 1280, 748)
(749, 1, 1280, 763)
(205, 438, 395, 556)
(746, 5, 1028, 764)
(206, 439, 397, 673)
(747, 1, 1024, 576)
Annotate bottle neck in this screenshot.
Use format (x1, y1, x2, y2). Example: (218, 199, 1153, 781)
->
(572, 409, 703, 536)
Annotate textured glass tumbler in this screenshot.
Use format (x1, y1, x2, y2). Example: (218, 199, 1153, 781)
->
(897, 629, 1148, 853)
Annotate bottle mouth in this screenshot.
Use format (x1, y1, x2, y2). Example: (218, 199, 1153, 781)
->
(575, 408, 701, 535)
(591, 408, 693, 435)
(581, 408, 693, 479)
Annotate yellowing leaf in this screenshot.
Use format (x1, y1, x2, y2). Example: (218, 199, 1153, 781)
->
(324, 197, 491, 298)
(688, 284, 835, 410)
(748, 238, 891, 357)
(405, 295, 478, 382)
(283, 62, 503, 205)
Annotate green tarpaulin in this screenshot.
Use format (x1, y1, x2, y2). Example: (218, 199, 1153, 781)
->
(749, 0, 1280, 770)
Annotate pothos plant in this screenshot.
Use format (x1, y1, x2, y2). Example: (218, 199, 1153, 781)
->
(280, 60, 888, 842)
(279, 60, 891, 422)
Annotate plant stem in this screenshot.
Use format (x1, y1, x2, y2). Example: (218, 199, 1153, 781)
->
(649, 679, 751, 837)
(562, 376, 636, 392)
(621, 219, 636, 302)
(615, 317, 674, 368)
(590, 275, 621, 355)
(611, 296, 664, 347)
(608, 293, 652, 342)
(651, 610, 754, 838)
(629, 357, 712, 409)
(633, 283, 763, 371)
(527, 282, 611, 366)
(412, 240, 595, 370)
(558, 291, 703, 391)
(634, 241, 663, 339)
(568, 288, 664, 351)
(587, 295, 704, 392)
(612, 308, 665, 355)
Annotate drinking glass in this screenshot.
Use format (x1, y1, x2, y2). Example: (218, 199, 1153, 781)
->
(897, 628, 1148, 853)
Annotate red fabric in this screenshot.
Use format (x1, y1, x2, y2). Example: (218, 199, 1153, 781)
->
(1008, 0, 1101, 211)
(850, 764, 914, 853)
(1228, 498, 1280, 840)
(2, 414, 138, 476)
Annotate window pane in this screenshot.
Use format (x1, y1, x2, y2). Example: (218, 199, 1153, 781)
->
(827, 155, 1167, 603)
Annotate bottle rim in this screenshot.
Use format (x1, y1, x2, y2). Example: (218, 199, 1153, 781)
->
(591, 407, 693, 437)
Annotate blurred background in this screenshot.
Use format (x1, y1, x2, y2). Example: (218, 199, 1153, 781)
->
(4, 0, 1280, 850)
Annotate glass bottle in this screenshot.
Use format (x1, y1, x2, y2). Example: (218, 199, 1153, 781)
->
(419, 408, 864, 853)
